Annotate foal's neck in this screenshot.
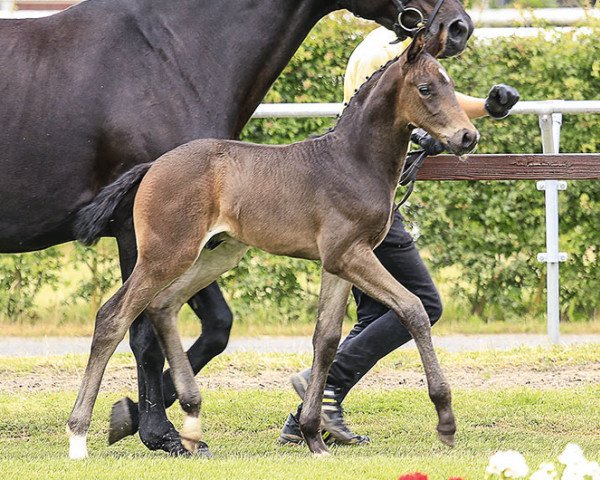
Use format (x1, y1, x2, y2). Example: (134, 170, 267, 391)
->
(333, 58, 412, 186)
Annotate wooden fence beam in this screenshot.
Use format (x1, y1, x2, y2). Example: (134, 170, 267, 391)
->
(417, 154, 600, 181)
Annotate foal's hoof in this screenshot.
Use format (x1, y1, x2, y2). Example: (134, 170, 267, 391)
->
(313, 449, 331, 458)
(176, 440, 213, 459)
(306, 436, 331, 457)
(108, 397, 139, 445)
(437, 431, 455, 447)
(195, 441, 214, 459)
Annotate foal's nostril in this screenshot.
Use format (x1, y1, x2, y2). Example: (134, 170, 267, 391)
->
(461, 130, 478, 150)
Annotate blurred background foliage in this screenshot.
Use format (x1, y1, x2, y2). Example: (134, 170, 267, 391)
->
(0, 17, 598, 334)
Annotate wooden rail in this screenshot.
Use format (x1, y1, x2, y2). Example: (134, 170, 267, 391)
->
(14, 0, 76, 10)
(417, 154, 600, 181)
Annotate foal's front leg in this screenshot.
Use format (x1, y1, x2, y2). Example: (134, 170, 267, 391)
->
(299, 270, 351, 455)
(330, 245, 456, 446)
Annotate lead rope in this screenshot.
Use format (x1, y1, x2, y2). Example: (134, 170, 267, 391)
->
(394, 149, 428, 211)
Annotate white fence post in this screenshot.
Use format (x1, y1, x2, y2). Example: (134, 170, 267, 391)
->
(0, 0, 14, 13)
(537, 112, 567, 344)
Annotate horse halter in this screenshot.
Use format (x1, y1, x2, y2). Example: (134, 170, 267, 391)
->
(391, 0, 447, 41)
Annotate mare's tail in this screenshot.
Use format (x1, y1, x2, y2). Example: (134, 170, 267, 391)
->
(75, 163, 152, 246)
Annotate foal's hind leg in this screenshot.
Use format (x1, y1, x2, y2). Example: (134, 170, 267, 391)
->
(66, 263, 179, 459)
(299, 270, 351, 456)
(326, 245, 455, 446)
(145, 306, 206, 455)
(110, 206, 185, 455)
(144, 238, 248, 456)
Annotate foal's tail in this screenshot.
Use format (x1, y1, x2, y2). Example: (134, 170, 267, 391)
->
(75, 163, 152, 246)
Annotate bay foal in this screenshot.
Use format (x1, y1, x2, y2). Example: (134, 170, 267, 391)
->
(70, 29, 478, 459)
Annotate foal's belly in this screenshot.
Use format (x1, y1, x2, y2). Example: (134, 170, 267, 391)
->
(155, 234, 249, 310)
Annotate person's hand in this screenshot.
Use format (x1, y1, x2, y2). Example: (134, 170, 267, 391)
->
(410, 129, 445, 156)
(484, 84, 520, 119)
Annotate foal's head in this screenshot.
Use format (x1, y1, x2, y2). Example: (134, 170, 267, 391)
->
(397, 28, 479, 155)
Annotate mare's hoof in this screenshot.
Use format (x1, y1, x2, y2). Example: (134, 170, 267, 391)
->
(437, 431, 455, 447)
(108, 397, 139, 445)
(167, 441, 192, 457)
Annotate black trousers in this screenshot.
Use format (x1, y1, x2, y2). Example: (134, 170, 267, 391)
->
(327, 211, 443, 402)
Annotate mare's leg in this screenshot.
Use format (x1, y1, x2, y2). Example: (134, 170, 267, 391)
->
(326, 244, 455, 446)
(66, 265, 174, 459)
(298, 270, 351, 455)
(110, 211, 188, 455)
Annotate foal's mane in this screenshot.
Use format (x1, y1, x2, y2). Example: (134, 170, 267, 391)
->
(315, 54, 405, 139)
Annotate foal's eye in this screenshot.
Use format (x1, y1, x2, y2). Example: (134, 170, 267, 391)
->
(418, 84, 431, 96)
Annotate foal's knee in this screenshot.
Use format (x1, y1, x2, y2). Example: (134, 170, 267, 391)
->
(316, 328, 342, 363)
(400, 298, 431, 335)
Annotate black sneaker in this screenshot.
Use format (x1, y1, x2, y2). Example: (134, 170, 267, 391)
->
(276, 411, 370, 447)
(290, 370, 371, 446)
(276, 413, 304, 445)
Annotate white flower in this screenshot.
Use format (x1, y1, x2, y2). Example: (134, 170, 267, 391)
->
(486, 450, 530, 478)
(562, 463, 586, 480)
(582, 461, 600, 480)
(530, 462, 557, 480)
(558, 444, 588, 467)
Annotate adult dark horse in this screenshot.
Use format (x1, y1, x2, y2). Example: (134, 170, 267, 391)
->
(0, 0, 472, 455)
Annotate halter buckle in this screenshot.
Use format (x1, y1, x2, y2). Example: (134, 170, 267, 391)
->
(397, 8, 426, 34)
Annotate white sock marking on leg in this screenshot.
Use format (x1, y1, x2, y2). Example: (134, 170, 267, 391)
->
(68, 434, 88, 460)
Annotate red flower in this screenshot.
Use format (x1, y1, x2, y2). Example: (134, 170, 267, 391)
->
(398, 474, 429, 480)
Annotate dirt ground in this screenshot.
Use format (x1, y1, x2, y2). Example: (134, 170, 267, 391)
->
(2, 361, 598, 395)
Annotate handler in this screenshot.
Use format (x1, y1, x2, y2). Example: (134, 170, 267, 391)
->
(278, 26, 520, 446)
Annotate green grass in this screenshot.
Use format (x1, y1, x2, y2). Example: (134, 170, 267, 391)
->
(0, 387, 598, 479)
(0, 347, 599, 479)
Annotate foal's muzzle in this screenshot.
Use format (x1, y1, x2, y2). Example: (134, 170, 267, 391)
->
(446, 128, 479, 155)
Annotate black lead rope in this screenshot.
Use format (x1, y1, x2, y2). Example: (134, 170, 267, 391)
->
(394, 149, 428, 211)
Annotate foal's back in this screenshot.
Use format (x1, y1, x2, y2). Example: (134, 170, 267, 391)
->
(134, 137, 346, 261)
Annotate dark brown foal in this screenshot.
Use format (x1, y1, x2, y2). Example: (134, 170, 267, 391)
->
(68, 28, 478, 459)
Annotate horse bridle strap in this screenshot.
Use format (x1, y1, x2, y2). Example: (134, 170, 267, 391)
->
(390, 0, 446, 40)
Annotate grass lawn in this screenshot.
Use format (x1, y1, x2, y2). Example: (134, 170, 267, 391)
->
(0, 347, 599, 479)
(0, 388, 599, 480)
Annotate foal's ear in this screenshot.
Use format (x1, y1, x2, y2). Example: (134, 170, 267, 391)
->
(426, 23, 448, 59)
(406, 28, 427, 64)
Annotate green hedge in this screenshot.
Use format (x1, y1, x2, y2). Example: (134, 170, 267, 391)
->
(1, 18, 598, 325)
